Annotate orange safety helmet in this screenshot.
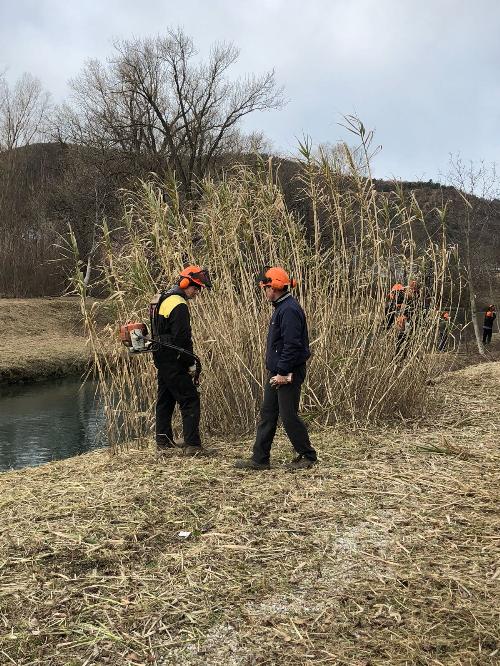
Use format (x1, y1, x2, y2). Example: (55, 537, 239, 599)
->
(178, 265, 212, 290)
(389, 283, 405, 299)
(258, 266, 297, 290)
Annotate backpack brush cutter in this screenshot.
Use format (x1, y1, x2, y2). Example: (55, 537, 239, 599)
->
(119, 322, 202, 386)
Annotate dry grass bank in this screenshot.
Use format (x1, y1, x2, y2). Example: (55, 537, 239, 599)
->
(0, 361, 498, 665)
(448, 337, 500, 371)
(0, 298, 98, 383)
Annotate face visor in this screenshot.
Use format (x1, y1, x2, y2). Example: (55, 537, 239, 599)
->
(256, 266, 271, 288)
(258, 276, 273, 289)
(190, 268, 212, 290)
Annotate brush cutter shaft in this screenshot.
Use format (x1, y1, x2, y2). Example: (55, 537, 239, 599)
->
(124, 330, 202, 384)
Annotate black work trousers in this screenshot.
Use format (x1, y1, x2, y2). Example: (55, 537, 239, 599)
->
(395, 331, 408, 356)
(155, 362, 201, 447)
(483, 328, 493, 344)
(252, 364, 317, 464)
(438, 331, 448, 352)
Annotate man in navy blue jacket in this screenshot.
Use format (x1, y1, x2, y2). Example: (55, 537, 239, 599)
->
(235, 267, 318, 471)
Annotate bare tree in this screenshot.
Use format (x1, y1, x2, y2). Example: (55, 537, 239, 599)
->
(0, 73, 55, 295)
(58, 28, 284, 198)
(0, 72, 51, 150)
(446, 155, 500, 354)
(222, 128, 274, 156)
(0, 71, 51, 217)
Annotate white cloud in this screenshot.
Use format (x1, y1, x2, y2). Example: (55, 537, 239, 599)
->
(1, 0, 499, 181)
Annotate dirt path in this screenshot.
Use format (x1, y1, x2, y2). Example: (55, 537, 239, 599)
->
(0, 362, 498, 664)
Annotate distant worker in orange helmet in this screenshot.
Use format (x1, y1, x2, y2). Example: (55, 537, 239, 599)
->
(438, 311, 451, 352)
(482, 305, 496, 345)
(150, 265, 212, 456)
(386, 282, 405, 329)
(235, 266, 318, 471)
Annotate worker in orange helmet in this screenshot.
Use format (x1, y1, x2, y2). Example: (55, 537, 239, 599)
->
(482, 305, 496, 345)
(438, 310, 451, 352)
(385, 282, 405, 328)
(235, 266, 318, 471)
(150, 265, 211, 456)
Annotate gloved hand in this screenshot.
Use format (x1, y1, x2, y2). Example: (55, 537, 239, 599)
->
(188, 364, 197, 377)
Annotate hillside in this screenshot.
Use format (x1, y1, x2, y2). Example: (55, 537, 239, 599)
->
(1, 143, 499, 299)
(0, 360, 498, 664)
(0, 143, 125, 297)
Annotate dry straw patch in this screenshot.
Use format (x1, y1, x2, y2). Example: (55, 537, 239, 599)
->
(0, 361, 498, 665)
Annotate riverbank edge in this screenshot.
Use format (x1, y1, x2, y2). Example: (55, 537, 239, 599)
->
(0, 297, 105, 385)
(0, 356, 91, 385)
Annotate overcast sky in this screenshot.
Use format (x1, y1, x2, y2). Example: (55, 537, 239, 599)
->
(1, 0, 499, 182)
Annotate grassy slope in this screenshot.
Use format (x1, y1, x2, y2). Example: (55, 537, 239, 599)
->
(0, 298, 91, 383)
(0, 362, 498, 665)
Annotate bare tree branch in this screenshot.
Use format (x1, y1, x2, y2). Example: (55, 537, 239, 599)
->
(0, 72, 51, 150)
(59, 28, 284, 198)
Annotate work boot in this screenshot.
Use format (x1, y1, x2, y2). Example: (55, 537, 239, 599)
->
(286, 455, 318, 471)
(234, 458, 271, 471)
(182, 445, 214, 457)
(156, 437, 174, 453)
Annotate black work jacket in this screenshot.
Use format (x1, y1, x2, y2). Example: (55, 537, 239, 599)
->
(153, 287, 193, 367)
(483, 312, 496, 330)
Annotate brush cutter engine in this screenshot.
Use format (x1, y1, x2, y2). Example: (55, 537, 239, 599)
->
(120, 322, 151, 352)
(119, 322, 202, 386)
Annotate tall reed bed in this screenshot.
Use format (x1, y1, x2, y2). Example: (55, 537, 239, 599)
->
(75, 141, 458, 451)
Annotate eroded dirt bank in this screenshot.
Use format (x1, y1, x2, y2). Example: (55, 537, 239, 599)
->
(0, 298, 93, 383)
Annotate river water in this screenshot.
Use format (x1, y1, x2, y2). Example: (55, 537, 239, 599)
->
(0, 377, 106, 472)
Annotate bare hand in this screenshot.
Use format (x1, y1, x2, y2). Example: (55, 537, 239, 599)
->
(270, 373, 293, 387)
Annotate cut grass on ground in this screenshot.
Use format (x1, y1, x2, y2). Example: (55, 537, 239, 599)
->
(0, 362, 499, 665)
